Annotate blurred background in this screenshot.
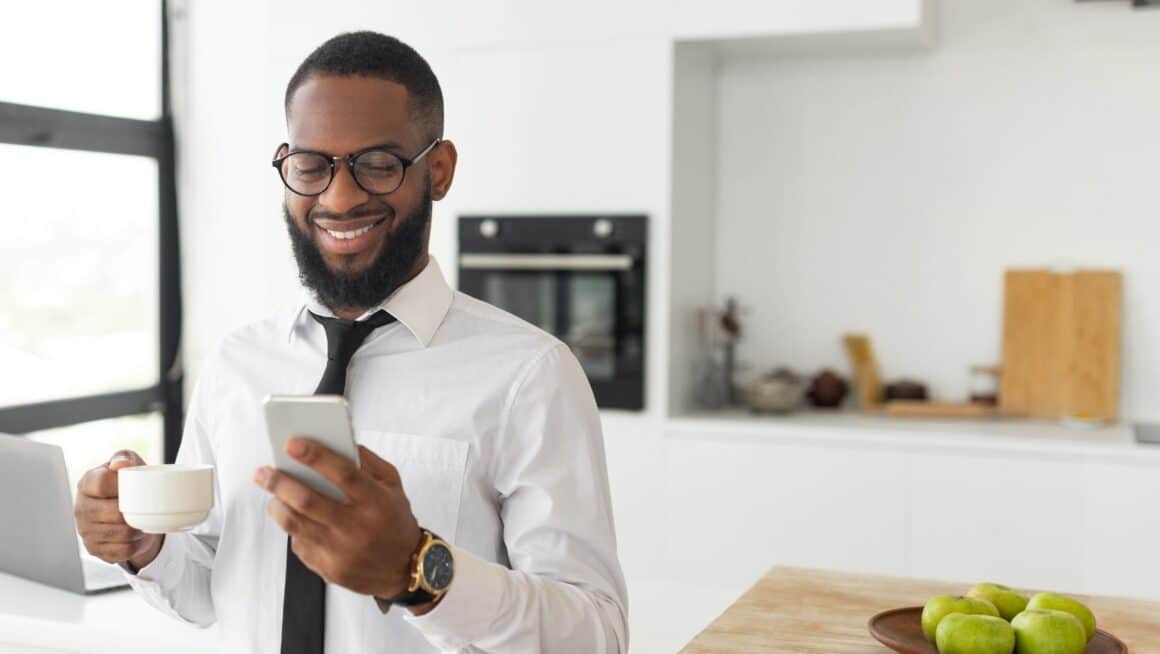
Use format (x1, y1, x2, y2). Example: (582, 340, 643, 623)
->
(3, 0, 1160, 652)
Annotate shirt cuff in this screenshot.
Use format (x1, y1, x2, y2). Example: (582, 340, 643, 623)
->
(402, 544, 506, 648)
(120, 533, 184, 588)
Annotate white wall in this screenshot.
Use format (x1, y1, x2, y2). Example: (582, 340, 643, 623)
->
(713, 0, 1160, 421)
(172, 0, 924, 401)
(669, 44, 722, 421)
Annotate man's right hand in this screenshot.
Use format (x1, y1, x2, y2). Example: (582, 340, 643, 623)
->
(75, 450, 164, 572)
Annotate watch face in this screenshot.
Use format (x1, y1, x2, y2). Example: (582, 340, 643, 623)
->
(422, 543, 454, 591)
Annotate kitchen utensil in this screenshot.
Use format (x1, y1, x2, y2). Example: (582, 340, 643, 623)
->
(1136, 423, 1160, 445)
(843, 334, 882, 410)
(807, 369, 849, 408)
(969, 364, 1001, 405)
(883, 380, 928, 402)
(747, 368, 805, 414)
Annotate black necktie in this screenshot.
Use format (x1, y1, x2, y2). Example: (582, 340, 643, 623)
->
(281, 309, 397, 654)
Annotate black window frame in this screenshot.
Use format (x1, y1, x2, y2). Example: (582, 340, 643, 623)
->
(0, 0, 184, 463)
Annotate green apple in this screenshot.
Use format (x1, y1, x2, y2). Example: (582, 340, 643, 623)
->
(936, 613, 1016, 654)
(922, 595, 1001, 642)
(1012, 608, 1087, 654)
(967, 583, 1030, 621)
(1026, 593, 1096, 642)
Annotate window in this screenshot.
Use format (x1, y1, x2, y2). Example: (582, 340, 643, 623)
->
(0, 0, 183, 471)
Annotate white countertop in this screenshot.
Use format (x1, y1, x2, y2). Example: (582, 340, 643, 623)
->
(0, 570, 217, 654)
(666, 409, 1160, 465)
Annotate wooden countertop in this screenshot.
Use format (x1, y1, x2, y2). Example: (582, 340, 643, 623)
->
(679, 567, 1160, 653)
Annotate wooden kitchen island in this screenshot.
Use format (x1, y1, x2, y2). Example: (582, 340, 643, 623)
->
(679, 567, 1160, 653)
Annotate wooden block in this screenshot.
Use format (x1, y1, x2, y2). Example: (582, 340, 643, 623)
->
(843, 334, 882, 410)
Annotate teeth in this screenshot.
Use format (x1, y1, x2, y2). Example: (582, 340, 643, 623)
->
(324, 222, 376, 240)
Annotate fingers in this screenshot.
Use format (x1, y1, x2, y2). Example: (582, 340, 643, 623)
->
(76, 450, 146, 499)
(285, 437, 370, 501)
(78, 464, 120, 499)
(90, 531, 157, 566)
(75, 496, 127, 525)
(108, 449, 146, 470)
(266, 496, 328, 544)
(356, 445, 402, 487)
(77, 518, 147, 564)
(90, 542, 141, 564)
(287, 536, 334, 584)
(80, 521, 140, 544)
(253, 466, 343, 524)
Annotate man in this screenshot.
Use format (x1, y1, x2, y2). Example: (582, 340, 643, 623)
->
(73, 31, 628, 653)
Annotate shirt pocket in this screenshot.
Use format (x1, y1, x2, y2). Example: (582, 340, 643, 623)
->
(356, 431, 469, 544)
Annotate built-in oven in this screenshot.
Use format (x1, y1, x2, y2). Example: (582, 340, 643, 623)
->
(458, 215, 646, 410)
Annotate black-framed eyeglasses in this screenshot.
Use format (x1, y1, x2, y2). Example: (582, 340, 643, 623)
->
(271, 138, 441, 197)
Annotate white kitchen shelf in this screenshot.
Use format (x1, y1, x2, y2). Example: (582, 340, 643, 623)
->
(665, 408, 1160, 465)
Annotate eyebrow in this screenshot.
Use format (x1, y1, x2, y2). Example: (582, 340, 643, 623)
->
(288, 141, 406, 155)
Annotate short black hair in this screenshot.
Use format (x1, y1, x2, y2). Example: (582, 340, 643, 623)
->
(284, 31, 444, 142)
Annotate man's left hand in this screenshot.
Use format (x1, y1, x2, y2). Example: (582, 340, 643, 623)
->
(254, 438, 422, 600)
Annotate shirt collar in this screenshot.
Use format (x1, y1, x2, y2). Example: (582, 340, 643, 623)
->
(284, 256, 453, 347)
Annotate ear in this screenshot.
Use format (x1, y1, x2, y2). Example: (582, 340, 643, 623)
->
(428, 140, 458, 202)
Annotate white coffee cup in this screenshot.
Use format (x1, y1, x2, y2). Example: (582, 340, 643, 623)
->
(118, 464, 215, 534)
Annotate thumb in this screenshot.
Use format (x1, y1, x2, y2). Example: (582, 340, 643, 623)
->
(357, 445, 400, 486)
(108, 449, 147, 471)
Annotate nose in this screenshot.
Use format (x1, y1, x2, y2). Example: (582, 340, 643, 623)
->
(316, 159, 369, 215)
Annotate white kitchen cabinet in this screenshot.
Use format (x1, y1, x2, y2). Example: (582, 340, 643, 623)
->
(1080, 461, 1160, 601)
(654, 413, 1160, 602)
(906, 452, 1087, 593)
(661, 433, 909, 590)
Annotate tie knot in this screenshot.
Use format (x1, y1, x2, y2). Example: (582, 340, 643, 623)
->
(310, 310, 397, 365)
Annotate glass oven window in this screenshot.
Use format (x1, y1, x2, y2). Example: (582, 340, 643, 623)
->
(480, 271, 618, 381)
(483, 272, 557, 333)
(567, 274, 615, 380)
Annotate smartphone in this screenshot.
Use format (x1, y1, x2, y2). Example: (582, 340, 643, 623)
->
(263, 394, 359, 501)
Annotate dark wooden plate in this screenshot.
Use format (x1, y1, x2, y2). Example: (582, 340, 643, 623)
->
(868, 606, 1128, 654)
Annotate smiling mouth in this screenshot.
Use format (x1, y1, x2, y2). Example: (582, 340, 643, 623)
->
(319, 217, 387, 240)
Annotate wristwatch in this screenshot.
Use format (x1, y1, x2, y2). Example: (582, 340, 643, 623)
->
(375, 529, 455, 612)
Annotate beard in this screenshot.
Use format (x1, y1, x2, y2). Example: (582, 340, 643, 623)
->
(283, 184, 431, 312)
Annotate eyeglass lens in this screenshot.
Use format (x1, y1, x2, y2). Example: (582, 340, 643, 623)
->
(279, 149, 405, 195)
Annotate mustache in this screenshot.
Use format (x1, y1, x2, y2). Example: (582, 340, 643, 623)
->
(307, 205, 393, 223)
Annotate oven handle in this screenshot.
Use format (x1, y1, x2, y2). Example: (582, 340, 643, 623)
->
(459, 253, 635, 271)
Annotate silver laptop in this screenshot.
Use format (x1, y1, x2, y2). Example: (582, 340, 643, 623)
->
(0, 434, 129, 594)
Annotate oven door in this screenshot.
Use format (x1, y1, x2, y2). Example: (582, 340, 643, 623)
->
(458, 253, 644, 410)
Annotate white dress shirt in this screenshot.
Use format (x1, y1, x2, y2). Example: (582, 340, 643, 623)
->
(123, 257, 628, 653)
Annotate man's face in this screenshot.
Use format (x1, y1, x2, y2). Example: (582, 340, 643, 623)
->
(282, 75, 454, 311)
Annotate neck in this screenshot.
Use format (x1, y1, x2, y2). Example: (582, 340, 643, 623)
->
(327, 252, 430, 321)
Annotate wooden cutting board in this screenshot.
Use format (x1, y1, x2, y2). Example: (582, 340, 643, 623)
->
(883, 401, 998, 419)
(1000, 269, 1122, 421)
